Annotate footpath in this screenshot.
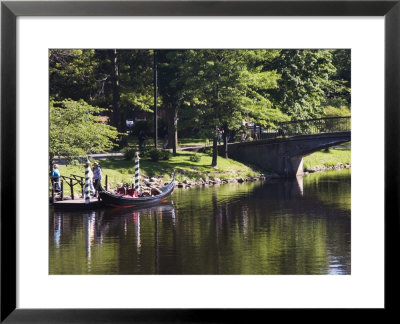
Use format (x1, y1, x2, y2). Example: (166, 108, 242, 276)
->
(54, 145, 207, 165)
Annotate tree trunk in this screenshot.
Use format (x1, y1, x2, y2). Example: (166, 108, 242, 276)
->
(111, 49, 121, 131)
(49, 155, 54, 173)
(223, 127, 228, 158)
(166, 104, 178, 155)
(211, 136, 218, 167)
(111, 49, 128, 148)
(119, 111, 128, 148)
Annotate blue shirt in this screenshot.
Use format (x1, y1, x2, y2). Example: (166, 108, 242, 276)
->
(51, 168, 60, 178)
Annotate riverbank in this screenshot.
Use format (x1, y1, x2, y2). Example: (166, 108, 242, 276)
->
(303, 145, 351, 173)
(56, 150, 263, 195)
(55, 145, 350, 194)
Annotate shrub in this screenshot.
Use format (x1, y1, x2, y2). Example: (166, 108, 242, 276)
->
(139, 147, 150, 158)
(148, 149, 171, 162)
(189, 154, 201, 162)
(161, 150, 172, 160)
(148, 149, 160, 162)
(203, 148, 213, 156)
(69, 159, 80, 166)
(124, 148, 137, 160)
(323, 105, 351, 117)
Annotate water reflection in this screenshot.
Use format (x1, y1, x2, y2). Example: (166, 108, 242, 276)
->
(49, 170, 350, 275)
(53, 212, 62, 248)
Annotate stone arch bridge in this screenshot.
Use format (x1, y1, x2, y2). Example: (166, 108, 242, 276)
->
(219, 117, 351, 177)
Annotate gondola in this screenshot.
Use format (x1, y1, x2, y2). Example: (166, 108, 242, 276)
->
(98, 171, 176, 207)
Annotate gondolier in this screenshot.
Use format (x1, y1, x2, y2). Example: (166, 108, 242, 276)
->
(93, 162, 103, 196)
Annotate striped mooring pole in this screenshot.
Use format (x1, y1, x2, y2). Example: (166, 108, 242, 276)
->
(84, 159, 91, 204)
(135, 152, 140, 193)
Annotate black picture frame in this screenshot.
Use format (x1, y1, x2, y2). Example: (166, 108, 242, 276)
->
(1, 0, 398, 322)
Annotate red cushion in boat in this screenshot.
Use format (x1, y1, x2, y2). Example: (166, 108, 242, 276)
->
(126, 189, 138, 197)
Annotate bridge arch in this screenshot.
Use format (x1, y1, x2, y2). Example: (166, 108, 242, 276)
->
(221, 131, 350, 177)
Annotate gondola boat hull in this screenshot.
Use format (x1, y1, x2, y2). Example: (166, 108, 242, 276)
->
(98, 173, 175, 207)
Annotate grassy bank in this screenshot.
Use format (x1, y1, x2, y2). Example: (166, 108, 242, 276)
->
(303, 145, 351, 171)
(55, 150, 261, 196)
(53, 144, 351, 197)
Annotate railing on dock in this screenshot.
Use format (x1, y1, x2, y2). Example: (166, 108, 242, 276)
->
(50, 174, 108, 202)
(60, 175, 82, 200)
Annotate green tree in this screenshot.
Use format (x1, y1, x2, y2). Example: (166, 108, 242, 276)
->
(270, 49, 337, 119)
(158, 50, 193, 154)
(328, 49, 351, 108)
(50, 49, 155, 147)
(49, 49, 100, 102)
(182, 49, 282, 165)
(91, 49, 155, 146)
(49, 99, 119, 168)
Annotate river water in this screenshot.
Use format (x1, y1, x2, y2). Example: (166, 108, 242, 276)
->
(49, 169, 351, 275)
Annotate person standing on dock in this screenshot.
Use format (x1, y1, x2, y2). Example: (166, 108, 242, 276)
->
(93, 162, 103, 197)
(51, 164, 61, 192)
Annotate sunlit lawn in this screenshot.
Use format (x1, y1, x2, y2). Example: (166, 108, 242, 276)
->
(56, 150, 259, 196)
(303, 146, 351, 170)
(54, 143, 351, 196)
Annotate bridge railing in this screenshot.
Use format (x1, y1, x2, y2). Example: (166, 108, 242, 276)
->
(261, 116, 351, 138)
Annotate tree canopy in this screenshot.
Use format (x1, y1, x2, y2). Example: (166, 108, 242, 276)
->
(49, 48, 350, 166)
(49, 99, 119, 164)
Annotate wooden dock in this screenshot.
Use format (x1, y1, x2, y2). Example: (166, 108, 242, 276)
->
(50, 197, 103, 210)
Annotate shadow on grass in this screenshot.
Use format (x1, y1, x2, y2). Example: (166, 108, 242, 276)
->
(321, 146, 351, 154)
(333, 147, 351, 151)
(100, 154, 216, 179)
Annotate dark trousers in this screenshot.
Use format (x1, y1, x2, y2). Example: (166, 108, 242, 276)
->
(52, 177, 61, 191)
(94, 179, 103, 194)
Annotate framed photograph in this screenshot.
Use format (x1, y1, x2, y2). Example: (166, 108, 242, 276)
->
(1, 0, 398, 322)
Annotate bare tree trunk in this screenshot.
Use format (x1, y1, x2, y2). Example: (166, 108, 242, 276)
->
(166, 104, 178, 155)
(111, 49, 128, 148)
(111, 49, 121, 131)
(49, 155, 54, 173)
(119, 115, 128, 147)
(211, 136, 218, 167)
(223, 126, 228, 158)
